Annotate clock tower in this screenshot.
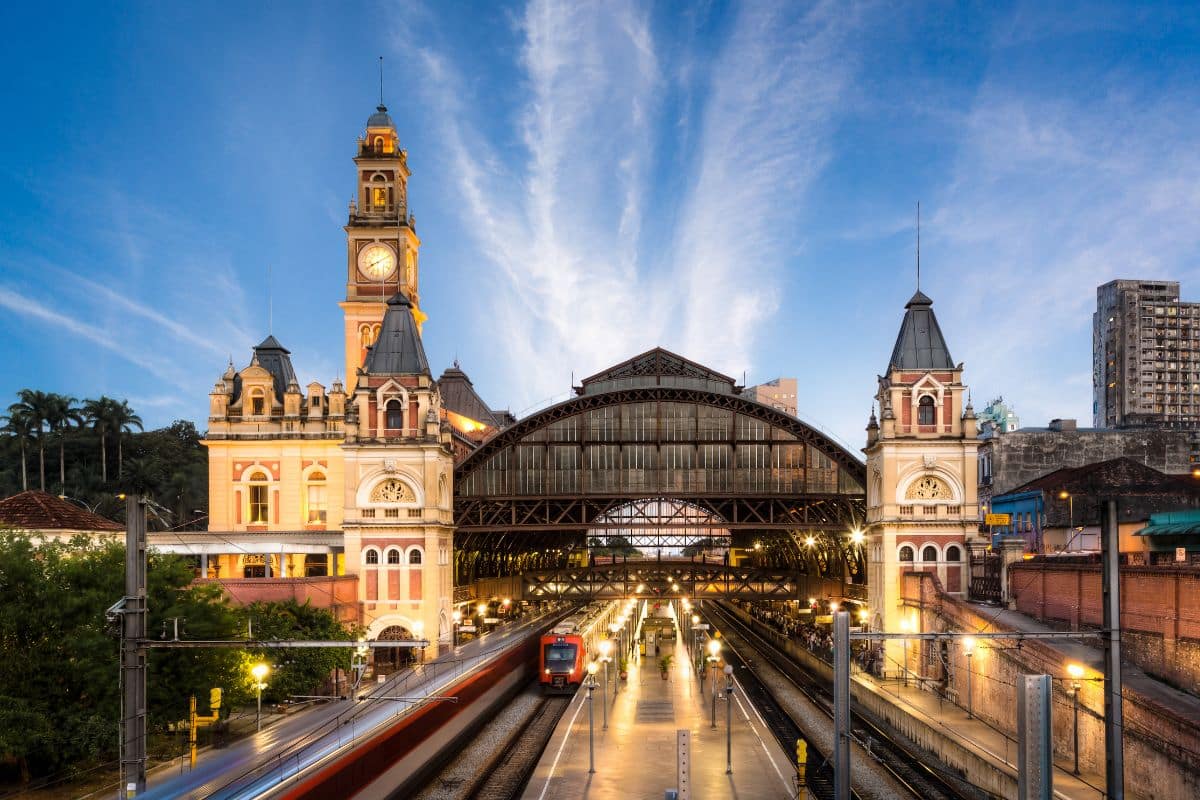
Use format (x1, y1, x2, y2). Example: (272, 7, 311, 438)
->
(340, 102, 425, 390)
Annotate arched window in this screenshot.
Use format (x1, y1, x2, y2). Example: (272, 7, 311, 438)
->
(249, 389, 266, 417)
(386, 399, 404, 430)
(373, 136, 383, 153)
(364, 549, 379, 565)
(306, 471, 327, 523)
(945, 545, 962, 562)
(921, 545, 939, 562)
(409, 549, 422, 565)
(899, 545, 915, 562)
(918, 395, 936, 425)
(387, 548, 401, 565)
(246, 469, 269, 523)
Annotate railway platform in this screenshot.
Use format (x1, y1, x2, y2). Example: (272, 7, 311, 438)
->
(522, 640, 798, 800)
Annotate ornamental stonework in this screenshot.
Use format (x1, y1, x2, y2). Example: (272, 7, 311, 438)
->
(370, 479, 416, 503)
(905, 475, 950, 500)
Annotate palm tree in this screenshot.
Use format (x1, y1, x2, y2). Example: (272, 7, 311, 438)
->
(111, 400, 143, 478)
(44, 394, 83, 493)
(83, 396, 119, 483)
(11, 389, 52, 491)
(1, 406, 33, 491)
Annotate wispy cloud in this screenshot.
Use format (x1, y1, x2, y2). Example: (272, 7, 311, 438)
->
(400, 0, 863, 409)
(932, 74, 1200, 427)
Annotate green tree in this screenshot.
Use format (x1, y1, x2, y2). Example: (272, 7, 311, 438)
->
(0, 407, 33, 491)
(9, 389, 51, 491)
(111, 400, 143, 478)
(242, 600, 358, 703)
(44, 394, 83, 493)
(82, 396, 120, 484)
(0, 533, 244, 782)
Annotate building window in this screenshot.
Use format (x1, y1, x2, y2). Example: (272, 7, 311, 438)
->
(921, 545, 938, 562)
(918, 395, 936, 425)
(387, 548, 400, 565)
(364, 549, 379, 565)
(386, 399, 404, 430)
(899, 545, 915, 562)
(306, 471, 327, 523)
(409, 549, 422, 565)
(246, 470, 270, 523)
(945, 545, 962, 562)
(249, 389, 266, 417)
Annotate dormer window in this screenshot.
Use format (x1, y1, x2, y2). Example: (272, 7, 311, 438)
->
(386, 399, 404, 430)
(918, 395, 935, 425)
(249, 389, 266, 417)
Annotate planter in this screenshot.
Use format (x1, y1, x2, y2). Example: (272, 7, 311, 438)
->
(661, 671, 669, 680)
(620, 672, 628, 681)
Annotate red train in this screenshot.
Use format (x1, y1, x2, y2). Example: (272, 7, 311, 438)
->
(540, 629, 585, 693)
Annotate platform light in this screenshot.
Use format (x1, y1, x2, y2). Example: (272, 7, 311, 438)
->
(451, 610, 462, 623)
(962, 636, 976, 656)
(807, 597, 817, 607)
(857, 609, 869, 622)
(1066, 663, 1085, 681)
(636, 584, 645, 593)
(850, 529, 864, 545)
(599, 639, 613, 659)
(707, 639, 721, 658)
(805, 535, 816, 547)
(587, 661, 599, 676)
(692, 614, 700, 625)
(477, 602, 488, 617)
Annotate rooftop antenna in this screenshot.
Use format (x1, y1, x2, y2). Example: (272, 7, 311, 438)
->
(379, 56, 384, 107)
(916, 201, 921, 292)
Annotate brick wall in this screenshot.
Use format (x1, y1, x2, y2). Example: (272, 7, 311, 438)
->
(903, 571, 1200, 800)
(1008, 562, 1200, 693)
(201, 575, 360, 625)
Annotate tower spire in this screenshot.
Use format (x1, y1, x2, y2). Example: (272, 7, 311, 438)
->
(379, 55, 384, 107)
(916, 201, 921, 292)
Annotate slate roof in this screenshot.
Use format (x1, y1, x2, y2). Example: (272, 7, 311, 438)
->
(0, 491, 123, 532)
(578, 347, 738, 393)
(249, 335, 298, 402)
(367, 104, 394, 129)
(888, 291, 955, 371)
(363, 293, 430, 376)
(437, 364, 501, 426)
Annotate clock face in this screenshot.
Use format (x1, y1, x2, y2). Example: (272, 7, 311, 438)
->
(358, 243, 397, 281)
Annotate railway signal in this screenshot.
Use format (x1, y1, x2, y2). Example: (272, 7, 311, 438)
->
(796, 739, 807, 787)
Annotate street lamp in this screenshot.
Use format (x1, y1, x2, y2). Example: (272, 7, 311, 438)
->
(598, 638, 613, 729)
(452, 610, 462, 647)
(586, 662, 599, 774)
(724, 663, 735, 774)
(707, 638, 722, 728)
(413, 620, 425, 664)
(1067, 662, 1085, 774)
(251, 663, 269, 732)
(477, 602, 488, 631)
(850, 528, 864, 545)
(962, 636, 976, 719)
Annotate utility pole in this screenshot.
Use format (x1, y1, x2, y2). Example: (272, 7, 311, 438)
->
(120, 496, 148, 797)
(1101, 499, 1124, 798)
(833, 610, 850, 800)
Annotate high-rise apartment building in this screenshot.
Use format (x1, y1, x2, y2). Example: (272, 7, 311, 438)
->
(745, 377, 798, 415)
(1094, 279, 1200, 428)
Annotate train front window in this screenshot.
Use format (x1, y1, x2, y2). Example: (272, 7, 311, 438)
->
(544, 644, 577, 671)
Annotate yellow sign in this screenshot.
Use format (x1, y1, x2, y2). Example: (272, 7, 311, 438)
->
(985, 513, 1011, 526)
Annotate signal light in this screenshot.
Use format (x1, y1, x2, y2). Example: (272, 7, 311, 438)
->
(209, 687, 222, 711)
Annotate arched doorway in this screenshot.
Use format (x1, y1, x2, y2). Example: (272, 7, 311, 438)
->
(374, 624, 416, 673)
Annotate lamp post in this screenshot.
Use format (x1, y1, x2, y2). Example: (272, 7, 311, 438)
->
(1058, 490, 1073, 553)
(691, 613, 701, 667)
(452, 610, 462, 647)
(477, 602, 488, 632)
(413, 620, 425, 664)
(724, 663, 735, 774)
(707, 638, 721, 728)
(1067, 662, 1084, 775)
(962, 637, 975, 719)
(251, 663, 269, 732)
(598, 639, 612, 729)
(586, 662, 598, 774)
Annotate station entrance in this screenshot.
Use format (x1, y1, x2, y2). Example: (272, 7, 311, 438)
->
(452, 348, 868, 602)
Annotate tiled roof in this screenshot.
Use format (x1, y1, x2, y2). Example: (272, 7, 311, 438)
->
(0, 491, 123, 532)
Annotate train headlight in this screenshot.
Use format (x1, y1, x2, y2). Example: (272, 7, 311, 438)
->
(545, 668, 551, 674)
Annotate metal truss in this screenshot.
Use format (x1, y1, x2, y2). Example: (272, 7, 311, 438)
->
(522, 562, 805, 601)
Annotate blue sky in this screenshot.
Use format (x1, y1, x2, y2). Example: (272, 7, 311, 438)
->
(2, 1, 1199, 450)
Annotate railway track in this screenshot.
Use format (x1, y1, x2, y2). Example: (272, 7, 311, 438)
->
(706, 602, 982, 800)
(464, 693, 571, 800)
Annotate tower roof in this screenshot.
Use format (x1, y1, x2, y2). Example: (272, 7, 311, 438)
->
(363, 293, 430, 376)
(367, 104, 394, 129)
(887, 291, 955, 371)
(251, 335, 298, 400)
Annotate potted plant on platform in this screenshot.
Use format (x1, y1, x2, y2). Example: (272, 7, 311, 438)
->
(658, 653, 674, 679)
(618, 656, 629, 681)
